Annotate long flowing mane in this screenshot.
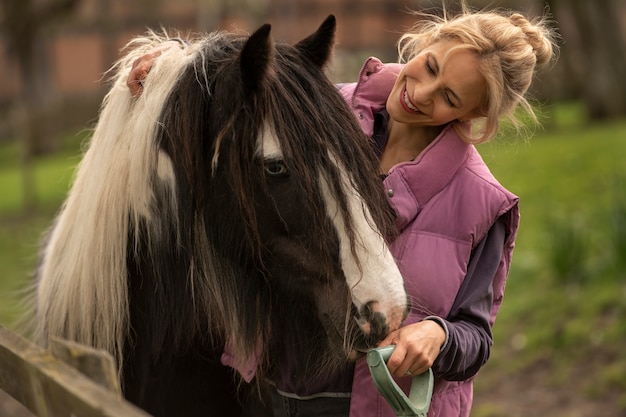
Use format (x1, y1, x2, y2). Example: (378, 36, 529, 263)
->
(31, 16, 406, 416)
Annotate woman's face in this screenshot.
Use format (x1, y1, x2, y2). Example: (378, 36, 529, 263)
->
(386, 39, 486, 127)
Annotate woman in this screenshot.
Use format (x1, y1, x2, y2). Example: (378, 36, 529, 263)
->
(126, 4, 557, 416)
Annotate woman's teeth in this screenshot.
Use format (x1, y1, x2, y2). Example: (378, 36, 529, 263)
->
(404, 90, 420, 112)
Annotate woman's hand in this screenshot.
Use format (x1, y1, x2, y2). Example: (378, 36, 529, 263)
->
(127, 41, 181, 97)
(378, 319, 446, 378)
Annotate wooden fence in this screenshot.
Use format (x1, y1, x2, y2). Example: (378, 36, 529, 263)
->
(0, 325, 151, 417)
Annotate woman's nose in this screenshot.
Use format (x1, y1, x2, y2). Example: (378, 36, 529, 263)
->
(411, 82, 436, 106)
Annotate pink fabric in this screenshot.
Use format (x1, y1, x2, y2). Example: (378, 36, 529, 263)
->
(339, 57, 403, 138)
(220, 338, 259, 383)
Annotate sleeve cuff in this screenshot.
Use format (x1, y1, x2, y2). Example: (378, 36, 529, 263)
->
(423, 315, 449, 352)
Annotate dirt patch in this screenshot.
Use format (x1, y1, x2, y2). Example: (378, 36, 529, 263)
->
(473, 356, 624, 417)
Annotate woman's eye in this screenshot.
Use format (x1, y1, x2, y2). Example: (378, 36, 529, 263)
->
(264, 160, 288, 176)
(426, 61, 435, 75)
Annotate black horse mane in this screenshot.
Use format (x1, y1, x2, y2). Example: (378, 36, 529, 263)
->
(125, 25, 396, 382)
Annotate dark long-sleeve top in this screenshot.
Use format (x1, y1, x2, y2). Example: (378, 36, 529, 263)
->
(433, 217, 505, 380)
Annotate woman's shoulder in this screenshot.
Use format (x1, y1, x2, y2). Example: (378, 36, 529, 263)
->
(461, 146, 518, 201)
(337, 57, 403, 137)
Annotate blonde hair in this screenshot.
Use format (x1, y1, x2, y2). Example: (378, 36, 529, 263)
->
(398, 3, 558, 143)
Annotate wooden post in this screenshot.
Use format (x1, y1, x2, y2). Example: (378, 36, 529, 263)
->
(49, 337, 122, 396)
(0, 325, 151, 417)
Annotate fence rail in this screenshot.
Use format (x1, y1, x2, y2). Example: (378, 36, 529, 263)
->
(0, 325, 150, 417)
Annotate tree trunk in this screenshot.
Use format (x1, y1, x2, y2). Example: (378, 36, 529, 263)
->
(551, 0, 626, 119)
(1, 0, 79, 212)
(11, 102, 37, 213)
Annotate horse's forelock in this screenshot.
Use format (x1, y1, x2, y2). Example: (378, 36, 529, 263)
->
(146, 34, 276, 359)
(267, 47, 396, 257)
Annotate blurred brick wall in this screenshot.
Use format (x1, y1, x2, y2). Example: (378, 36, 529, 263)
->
(0, 0, 417, 141)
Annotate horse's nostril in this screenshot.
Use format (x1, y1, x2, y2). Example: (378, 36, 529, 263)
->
(359, 301, 388, 340)
(360, 302, 373, 322)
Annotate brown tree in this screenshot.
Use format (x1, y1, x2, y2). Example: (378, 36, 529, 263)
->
(547, 0, 626, 119)
(0, 0, 79, 211)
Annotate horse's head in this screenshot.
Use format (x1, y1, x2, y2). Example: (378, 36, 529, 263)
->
(147, 16, 407, 372)
(33, 16, 408, 384)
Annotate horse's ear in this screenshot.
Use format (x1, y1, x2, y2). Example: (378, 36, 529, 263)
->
(295, 15, 336, 68)
(240, 23, 274, 92)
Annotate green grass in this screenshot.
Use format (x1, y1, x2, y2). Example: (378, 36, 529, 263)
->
(0, 132, 86, 327)
(0, 133, 85, 215)
(473, 102, 626, 413)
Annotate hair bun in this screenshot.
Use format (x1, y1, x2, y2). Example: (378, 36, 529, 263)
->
(510, 13, 555, 66)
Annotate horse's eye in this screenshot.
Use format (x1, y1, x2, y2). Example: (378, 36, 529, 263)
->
(264, 160, 288, 176)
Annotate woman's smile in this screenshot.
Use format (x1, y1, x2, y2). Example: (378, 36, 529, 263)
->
(401, 86, 423, 114)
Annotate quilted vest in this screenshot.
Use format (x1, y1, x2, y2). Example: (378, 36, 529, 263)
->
(343, 58, 520, 417)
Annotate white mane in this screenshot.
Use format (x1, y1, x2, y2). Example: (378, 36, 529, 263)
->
(33, 34, 196, 369)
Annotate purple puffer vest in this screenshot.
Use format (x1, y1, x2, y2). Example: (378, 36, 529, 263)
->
(341, 58, 520, 417)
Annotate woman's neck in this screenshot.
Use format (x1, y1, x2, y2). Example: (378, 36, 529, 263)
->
(379, 119, 444, 174)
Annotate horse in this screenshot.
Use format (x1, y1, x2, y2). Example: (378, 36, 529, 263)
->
(30, 15, 407, 416)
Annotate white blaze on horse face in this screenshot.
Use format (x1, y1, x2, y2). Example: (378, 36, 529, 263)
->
(257, 122, 282, 159)
(320, 154, 407, 336)
(257, 124, 406, 337)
